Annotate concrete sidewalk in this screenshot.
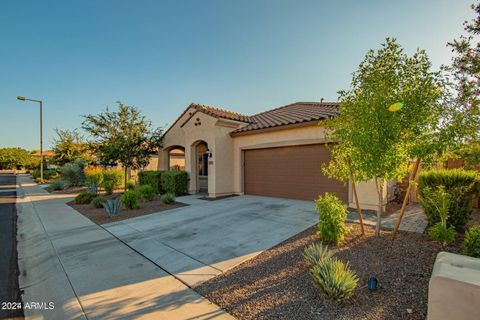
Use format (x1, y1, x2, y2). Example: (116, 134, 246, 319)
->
(16, 174, 234, 320)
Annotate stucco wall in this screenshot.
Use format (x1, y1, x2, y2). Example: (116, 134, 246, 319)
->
(160, 109, 385, 210)
(160, 108, 244, 197)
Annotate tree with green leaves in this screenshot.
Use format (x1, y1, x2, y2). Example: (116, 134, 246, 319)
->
(446, 1, 480, 143)
(324, 38, 445, 237)
(51, 129, 92, 166)
(82, 101, 163, 190)
(0, 147, 35, 169)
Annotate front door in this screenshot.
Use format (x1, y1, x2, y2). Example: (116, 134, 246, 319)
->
(197, 142, 208, 192)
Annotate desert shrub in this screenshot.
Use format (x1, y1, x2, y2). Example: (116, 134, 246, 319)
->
(161, 171, 189, 195)
(48, 180, 65, 191)
(303, 243, 332, 266)
(418, 169, 479, 229)
(86, 184, 98, 195)
(85, 167, 103, 191)
(75, 191, 96, 204)
(428, 223, 456, 245)
(463, 225, 480, 258)
(127, 179, 136, 191)
(92, 196, 106, 208)
(305, 243, 358, 301)
(103, 180, 115, 195)
(61, 160, 86, 187)
(138, 170, 163, 194)
(138, 184, 155, 202)
(32, 169, 59, 181)
(120, 190, 140, 210)
(160, 192, 176, 204)
(102, 169, 124, 189)
(103, 198, 121, 217)
(315, 193, 349, 244)
(420, 186, 456, 245)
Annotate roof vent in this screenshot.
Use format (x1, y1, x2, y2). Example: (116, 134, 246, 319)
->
(320, 98, 324, 103)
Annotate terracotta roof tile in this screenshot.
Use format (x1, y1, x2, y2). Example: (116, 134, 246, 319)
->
(164, 101, 339, 138)
(191, 103, 254, 123)
(230, 102, 339, 135)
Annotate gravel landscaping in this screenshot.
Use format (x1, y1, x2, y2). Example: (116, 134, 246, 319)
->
(195, 223, 466, 320)
(68, 194, 186, 225)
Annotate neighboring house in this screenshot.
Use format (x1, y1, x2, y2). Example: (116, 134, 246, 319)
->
(158, 102, 386, 210)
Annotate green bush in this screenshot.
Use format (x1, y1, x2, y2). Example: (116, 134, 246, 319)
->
(161, 171, 189, 195)
(92, 196, 106, 208)
(305, 243, 358, 301)
(61, 160, 85, 187)
(421, 186, 456, 245)
(428, 223, 456, 245)
(85, 169, 103, 189)
(315, 193, 349, 245)
(463, 225, 480, 258)
(120, 190, 140, 210)
(418, 169, 479, 229)
(138, 170, 163, 194)
(32, 169, 59, 181)
(48, 180, 65, 191)
(160, 192, 176, 204)
(75, 191, 96, 204)
(127, 179, 136, 191)
(103, 180, 115, 195)
(102, 169, 124, 189)
(138, 184, 155, 202)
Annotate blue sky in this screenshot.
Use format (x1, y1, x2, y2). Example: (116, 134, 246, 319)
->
(0, 0, 473, 150)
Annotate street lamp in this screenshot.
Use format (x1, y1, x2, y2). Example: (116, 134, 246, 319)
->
(17, 96, 44, 183)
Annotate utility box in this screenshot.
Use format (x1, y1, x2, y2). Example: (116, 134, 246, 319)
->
(428, 252, 480, 320)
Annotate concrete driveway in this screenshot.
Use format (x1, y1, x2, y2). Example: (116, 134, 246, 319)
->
(104, 195, 317, 287)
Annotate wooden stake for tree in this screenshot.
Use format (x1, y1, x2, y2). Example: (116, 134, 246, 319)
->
(391, 157, 421, 240)
(348, 163, 365, 235)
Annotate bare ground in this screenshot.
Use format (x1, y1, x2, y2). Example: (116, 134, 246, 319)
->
(195, 223, 465, 320)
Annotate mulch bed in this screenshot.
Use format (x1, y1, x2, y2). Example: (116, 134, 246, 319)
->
(195, 223, 465, 320)
(67, 194, 186, 225)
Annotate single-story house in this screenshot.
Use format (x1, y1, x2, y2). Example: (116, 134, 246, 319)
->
(157, 101, 390, 210)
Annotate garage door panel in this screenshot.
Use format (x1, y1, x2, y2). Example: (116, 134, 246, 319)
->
(244, 144, 348, 202)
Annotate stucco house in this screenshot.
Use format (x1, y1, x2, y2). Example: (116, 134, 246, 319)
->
(157, 101, 387, 210)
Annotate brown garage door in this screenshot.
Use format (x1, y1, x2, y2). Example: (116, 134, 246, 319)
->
(244, 144, 348, 202)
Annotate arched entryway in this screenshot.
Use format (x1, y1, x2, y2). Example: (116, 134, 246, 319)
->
(195, 141, 209, 193)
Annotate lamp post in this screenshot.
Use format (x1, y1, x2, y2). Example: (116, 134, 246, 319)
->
(17, 96, 44, 183)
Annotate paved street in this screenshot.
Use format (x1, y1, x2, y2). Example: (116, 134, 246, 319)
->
(0, 172, 23, 319)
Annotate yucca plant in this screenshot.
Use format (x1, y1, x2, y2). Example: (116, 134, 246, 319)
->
(303, 243, 332, 266)
(304, 242, 359, 301)
(103, 198, 121, 218)
(310, 257, 359, 301)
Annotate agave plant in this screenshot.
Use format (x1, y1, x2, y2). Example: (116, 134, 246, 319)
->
(304, 242, 359, 301)
(103, 198, 121, 218)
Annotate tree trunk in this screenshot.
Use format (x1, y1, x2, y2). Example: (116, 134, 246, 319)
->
(348, 164, 365, 235)
(374, 177, 385, 237)
(124, 166, 128, 192)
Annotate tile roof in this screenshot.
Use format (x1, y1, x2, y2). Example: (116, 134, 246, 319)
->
(230, 102, 339, 135)
(190, 103, 254, 123)
(164, 101, 339, 138)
